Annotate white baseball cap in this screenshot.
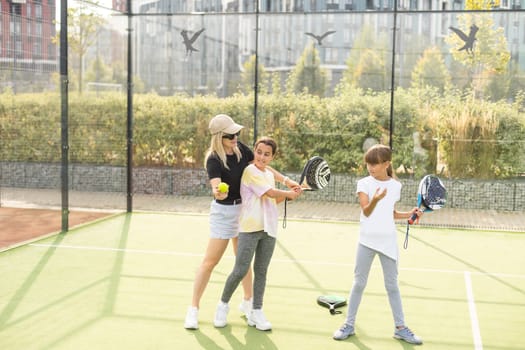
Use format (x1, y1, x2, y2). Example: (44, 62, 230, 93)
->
(209, 114, 244, 135)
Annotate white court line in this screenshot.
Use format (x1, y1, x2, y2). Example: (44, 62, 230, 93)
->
(464, 271, 483, 350)
(29, 243, 204, 257)
(28, 243, 525, 279)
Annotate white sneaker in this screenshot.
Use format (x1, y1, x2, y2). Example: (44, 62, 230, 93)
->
(248, 309, 272, 331)
(239, 298, 252, 318)
(213, 302, 229, 328)
(184, 306, 199, 330)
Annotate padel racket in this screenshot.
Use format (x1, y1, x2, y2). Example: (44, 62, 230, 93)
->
(317, 295, 347, 315)
(404, 174, 447, 248)
(298, 156, 331, 190)
(282, 156, 331, 228)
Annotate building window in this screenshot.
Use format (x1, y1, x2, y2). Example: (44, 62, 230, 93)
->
(48, 42, 56, 59)
(10, 18, 22, 35)
(35, 4, 42, 18)
(326, 0, 339, 10)
(11, 3, 22, 15)
(293, 0, 303, 11)
(15, 40, 22, 58)
(325, 47, 337, 63)
(34, 41, 42, 58)
(345, 0, 354, 10)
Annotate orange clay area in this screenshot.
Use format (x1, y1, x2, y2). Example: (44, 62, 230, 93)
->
(0, 207, 112, 250)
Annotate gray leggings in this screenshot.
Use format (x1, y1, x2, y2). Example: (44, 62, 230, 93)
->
(345, 243, 405, 327)
(221, 231, 276, 310)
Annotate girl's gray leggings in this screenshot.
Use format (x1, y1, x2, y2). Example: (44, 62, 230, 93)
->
(221, 231, 276, 310)
(345, 243, 406, 327)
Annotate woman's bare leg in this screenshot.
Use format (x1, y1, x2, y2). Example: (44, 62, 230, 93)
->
(191, 238, 230, 308)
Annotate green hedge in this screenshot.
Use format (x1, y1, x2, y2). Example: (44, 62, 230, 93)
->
(1, 89, 524, 179)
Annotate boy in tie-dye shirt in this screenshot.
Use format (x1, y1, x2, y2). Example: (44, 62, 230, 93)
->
(213, 137, 302, 331)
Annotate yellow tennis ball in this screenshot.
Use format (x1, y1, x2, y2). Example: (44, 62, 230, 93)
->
(218, 182, 229, 193)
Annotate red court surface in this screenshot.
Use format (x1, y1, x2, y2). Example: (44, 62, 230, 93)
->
(0, 207, 112, 250)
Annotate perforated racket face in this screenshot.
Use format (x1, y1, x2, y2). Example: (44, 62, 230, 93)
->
(421, 175, 446, 210)
(301, 156, 330, 190)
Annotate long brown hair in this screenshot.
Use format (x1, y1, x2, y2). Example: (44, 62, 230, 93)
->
(364, 144, 393, 177)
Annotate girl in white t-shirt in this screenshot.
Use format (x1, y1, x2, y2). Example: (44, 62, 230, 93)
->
(213, 137, 302, 331)
(333, 144, 424, 345)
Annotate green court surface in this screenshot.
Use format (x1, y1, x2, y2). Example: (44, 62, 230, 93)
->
(0, 212, 523, 350)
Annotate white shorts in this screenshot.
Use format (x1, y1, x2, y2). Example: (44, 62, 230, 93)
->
(209, 200, 242, 239)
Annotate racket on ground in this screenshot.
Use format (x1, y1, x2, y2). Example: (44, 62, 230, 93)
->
(283, 156, 331, 227)
(404, 174, 447, 248)
(317, 295, 347, 315)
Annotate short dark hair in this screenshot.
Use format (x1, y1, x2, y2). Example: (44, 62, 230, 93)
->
(254, 136, 277, 155)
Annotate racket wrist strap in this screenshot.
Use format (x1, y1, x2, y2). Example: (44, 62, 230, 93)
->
(330, 306, 341, 315)
(404, 223, 409, 249)
(282, 199, 288, 228)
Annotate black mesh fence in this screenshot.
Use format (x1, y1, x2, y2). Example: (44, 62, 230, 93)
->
(1, 1, 524, 231)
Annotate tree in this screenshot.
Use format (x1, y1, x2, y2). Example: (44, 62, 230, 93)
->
(337, 25, 390, 93)
(286, 43, 327, 97)
(445, 2, 510, 99)
(411, 46, 452, 93)
(54, 5, 106, 94)
(352, 49, 388, 91)
(84, 56, 114, 85)
(239, 55, 268, 95)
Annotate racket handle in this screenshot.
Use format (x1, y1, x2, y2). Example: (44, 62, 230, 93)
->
(408, 212, 418, 225)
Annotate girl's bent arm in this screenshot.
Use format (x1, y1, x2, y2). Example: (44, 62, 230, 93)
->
(359, 188, 386, 217)
(359, 192, 376, 217)
(266, 166, 301, 189)
(265, 188, 301, 204)
(394, 207, 422, 220)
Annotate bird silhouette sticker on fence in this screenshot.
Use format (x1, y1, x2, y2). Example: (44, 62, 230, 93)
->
(449, 24, 478, 54)
(181, 28, 205, 56)
(305, 31, 336, 46)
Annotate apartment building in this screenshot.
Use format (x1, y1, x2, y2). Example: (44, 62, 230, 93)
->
(0, 0, 57, 92)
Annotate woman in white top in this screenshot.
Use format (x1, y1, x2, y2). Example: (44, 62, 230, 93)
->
(333, 144, 424, 345)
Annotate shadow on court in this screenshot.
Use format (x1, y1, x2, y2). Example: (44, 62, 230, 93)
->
(0, 233, 66, 328)
(407, 228, 525, 296)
